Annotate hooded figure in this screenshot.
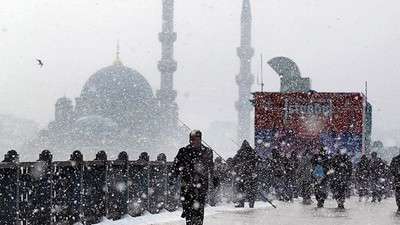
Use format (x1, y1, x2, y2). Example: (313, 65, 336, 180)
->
(232, 140, 261, 208)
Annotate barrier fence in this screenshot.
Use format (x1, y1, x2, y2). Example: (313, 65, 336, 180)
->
(0, 150, 182, 225)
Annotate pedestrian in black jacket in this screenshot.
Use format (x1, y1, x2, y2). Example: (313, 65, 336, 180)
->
(299, 148, 313, 204)
(356, 154, 370, 201)
(390, 152, 400, 213)
(169, 130, 214, 225)
(286, 151, 299, 201)
(330, 149, 352, 210)
(369, 151, 385, 202)
(311, 146, 330, 208)
(269, 148, 288, 201)
(232, 140, 260, 208)
(210, 156, 224, 206)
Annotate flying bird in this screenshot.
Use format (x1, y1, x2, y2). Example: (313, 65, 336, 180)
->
(36, 59, 43, 67)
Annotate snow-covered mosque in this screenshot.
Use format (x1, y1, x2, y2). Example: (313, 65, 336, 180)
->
(33, 53, 186, 157)
(27, 0, 188, 158)
(26, 0, 255, 159)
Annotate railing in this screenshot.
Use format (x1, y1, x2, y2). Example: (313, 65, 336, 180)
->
(0, 150, 182, 225)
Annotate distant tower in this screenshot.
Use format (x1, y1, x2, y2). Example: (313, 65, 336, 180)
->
(113, 41, 123, 66)
(157, 0, 178, 131)
(236, 0, 254, 142)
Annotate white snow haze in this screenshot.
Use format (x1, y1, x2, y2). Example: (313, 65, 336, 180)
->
(1, 0, 400, 159)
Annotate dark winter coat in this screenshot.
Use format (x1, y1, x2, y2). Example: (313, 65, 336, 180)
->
(390, 154, 400, 188)
(212, 159, 225, 188)
(232, 142, 260, 182)
(330, 153, 352, 186)
(298, 152, 313, 184)
(356, 155, 369, 183)
(170, 144, 214, 215)
(269, 150, 286, 180)
(286, 152, 299, 184)
(231, 141, 261, 204)
(369, 157, 386, 181)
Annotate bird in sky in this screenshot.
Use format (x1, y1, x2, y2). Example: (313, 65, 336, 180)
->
(36, 59, 43, 67)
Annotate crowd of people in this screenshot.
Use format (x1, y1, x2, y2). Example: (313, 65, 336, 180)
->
(210, 143, 397, 212)
(169, 130, 400, 225)
(211, 143, 400, 212)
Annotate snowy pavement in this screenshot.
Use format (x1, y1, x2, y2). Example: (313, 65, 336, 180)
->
(96, 196, 400, 225)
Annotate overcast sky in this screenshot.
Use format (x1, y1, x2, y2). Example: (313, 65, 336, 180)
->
(1, 0, 400, 147)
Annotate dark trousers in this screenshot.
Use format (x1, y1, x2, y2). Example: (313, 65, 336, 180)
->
(182, 200, 204, 225)
(358, 179, 369, 197)
(300, 180, 312, 200)
(395, 186, 400, 210)
(314, 179, 327, 206)
(235, 178, 256, 205)
(186, 214, 204, 225)
(371, 178, 383, 201)
(181, 185, 206, 225)
(333, 183, 347, 207)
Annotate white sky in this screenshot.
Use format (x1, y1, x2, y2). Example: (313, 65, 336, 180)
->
(1, 0, 400, 146)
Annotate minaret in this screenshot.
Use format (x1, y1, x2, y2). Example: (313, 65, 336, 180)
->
(157, 0, 178, 130)
(236, 0, 254, 143)
(113, 41, 123, 66)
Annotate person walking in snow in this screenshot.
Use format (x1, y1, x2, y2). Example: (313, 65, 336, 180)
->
(355, 154, 370, 201)
(311, 146, 330, 208)
(390, 151, 400, 213)
(232, 140, 261, 208)
(382, 160, 392, 198)
(285, 150, 299, 201)
(369, 151, 386, 202)
(210, 156, 225, 206)
(169, 130, 214, 225)
(224, 157, 235, 203)
(269, 148, 288, 201)
(330, 148, 352, 210)
(257, 158, 272, 202)
(298, 148, 313, 204)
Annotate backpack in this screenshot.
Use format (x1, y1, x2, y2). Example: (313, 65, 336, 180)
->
(312, 164, 325, 180)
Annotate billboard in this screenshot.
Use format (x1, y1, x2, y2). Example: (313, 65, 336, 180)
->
(254, 92, 366, 163)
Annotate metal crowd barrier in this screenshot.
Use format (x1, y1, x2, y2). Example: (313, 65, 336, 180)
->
(0, 150, 181, 225)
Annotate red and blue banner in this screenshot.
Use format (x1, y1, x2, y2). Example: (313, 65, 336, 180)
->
(254, 92, 365, 163)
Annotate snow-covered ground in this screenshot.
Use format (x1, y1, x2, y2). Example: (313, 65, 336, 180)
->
(92, 196, 400, 225)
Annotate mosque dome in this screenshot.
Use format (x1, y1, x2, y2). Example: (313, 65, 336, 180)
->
(75, 64, 158, 125)
(80, 64, 154, 104)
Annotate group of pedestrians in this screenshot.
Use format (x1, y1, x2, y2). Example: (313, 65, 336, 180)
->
(223, 145, 394, 212)
(168, 130, 400, 225)
(264, 146, 391, 211)
(355, 151, 391, 203)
